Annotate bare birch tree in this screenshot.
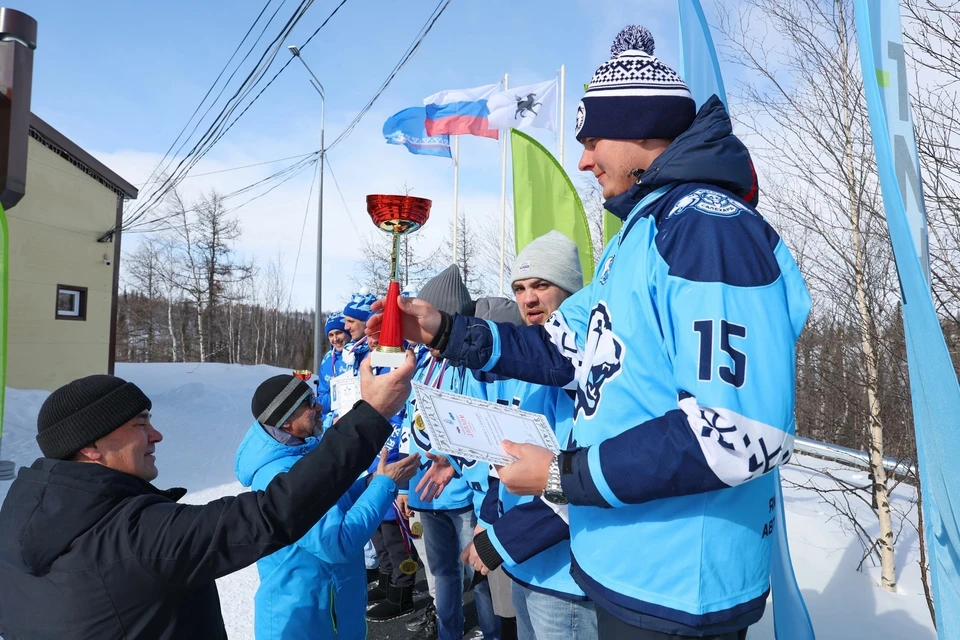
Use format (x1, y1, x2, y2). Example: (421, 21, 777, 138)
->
(717, 0, 901, 592)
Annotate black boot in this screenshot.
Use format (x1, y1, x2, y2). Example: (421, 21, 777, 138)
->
(366, 583, 415, 622)
(367, 571, 390, 604)
(366, 567, 380, 585)
(406, 601, 437, 632)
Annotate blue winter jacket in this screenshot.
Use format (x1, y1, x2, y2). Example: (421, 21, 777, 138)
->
(235, 421, 397, 640)
(435, 96, 811, 635)
(462, 372, 587, 600)
(398, 352, 476, 511)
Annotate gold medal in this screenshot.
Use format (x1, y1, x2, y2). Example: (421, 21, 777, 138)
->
(411, 521, 423, 537)
(414, 411, 426, 431)
(399, 558, 419, 575)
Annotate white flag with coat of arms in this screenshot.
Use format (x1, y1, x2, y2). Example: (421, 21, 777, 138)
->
(486, 78, 558, 131)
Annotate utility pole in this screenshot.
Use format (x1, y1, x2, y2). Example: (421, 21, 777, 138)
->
(288, 46, 326, 377)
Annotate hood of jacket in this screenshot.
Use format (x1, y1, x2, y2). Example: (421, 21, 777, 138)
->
(234, 421, 319, 487)
(0, 459, 185, 573)
(605, 95, 759, 220)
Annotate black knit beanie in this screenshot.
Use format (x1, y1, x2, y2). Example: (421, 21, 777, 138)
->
(36, 375, 153, 460)
(252, 375, 313, 428)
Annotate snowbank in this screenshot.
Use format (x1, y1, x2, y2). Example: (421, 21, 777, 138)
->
(0, 363, 938, 639)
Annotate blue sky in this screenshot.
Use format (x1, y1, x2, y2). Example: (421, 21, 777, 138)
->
(18, 0, 704, 310)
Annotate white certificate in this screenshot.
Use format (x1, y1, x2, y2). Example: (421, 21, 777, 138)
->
(331, 373, 361, 416)
(412, 382, 561, 466)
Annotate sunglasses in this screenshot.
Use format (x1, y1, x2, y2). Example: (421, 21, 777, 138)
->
(305, 392, 318, 409)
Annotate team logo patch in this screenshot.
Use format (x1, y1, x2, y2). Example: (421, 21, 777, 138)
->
(598, 255, 615, 285)
(575, 302, 625, 419)
(668, 188, 754, 218)
(575, 100, 586, 135)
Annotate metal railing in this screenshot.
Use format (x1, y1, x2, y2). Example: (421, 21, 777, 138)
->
(793, 436, 916, 477)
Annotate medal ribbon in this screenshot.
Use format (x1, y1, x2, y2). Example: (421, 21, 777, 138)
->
(394, 501, 418, 543)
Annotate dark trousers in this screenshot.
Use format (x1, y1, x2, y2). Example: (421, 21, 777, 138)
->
(596, 605, 749, 640)
(371, 520, 416, 588)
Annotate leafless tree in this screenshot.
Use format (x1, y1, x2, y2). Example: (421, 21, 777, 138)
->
(717, 0, 901, 592)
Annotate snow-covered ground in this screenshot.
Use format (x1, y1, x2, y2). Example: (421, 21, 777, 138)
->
(0, 363, 938, 639)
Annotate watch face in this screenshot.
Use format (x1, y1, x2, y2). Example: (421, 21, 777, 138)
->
(543, 491, 569, 505)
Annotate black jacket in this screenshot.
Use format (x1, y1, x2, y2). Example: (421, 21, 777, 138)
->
(0, 400, 391, 639)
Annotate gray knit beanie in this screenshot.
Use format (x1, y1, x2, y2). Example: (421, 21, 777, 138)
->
(510, 231, 583, 295)
(419, 264, 474, 315)
(475, 297, 523, 326)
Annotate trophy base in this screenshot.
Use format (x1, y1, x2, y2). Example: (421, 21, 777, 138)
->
(370, 348, 407, 369)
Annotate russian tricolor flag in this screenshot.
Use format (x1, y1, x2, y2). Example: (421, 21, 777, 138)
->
(423, 83, 500, 140)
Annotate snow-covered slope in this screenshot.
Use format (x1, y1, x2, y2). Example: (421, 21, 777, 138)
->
(0, 363, 938, 639)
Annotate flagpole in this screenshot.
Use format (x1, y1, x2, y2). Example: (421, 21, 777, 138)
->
(452, 135, 459, 265)
(558, 64, 565, 165)
(499, 73, 509, 294)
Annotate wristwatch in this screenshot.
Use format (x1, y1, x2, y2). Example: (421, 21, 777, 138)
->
(542, 454, 568, 505)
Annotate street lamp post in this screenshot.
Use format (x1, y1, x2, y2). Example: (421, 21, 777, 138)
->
(288, 45, 326, 378)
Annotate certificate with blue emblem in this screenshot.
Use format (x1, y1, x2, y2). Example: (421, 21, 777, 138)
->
(411, 382, 561, 466)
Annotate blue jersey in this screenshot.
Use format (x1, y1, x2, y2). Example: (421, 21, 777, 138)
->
(398, 353, 476, 512)
(438, 98, 811, 632)
(464, 372, 586, 600)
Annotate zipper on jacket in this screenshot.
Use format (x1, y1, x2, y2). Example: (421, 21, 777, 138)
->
(330, 589, 338, 634)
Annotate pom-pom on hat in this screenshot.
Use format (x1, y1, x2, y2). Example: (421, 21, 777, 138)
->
(575, 25, 695, 143)
(343, 289, 377, 322)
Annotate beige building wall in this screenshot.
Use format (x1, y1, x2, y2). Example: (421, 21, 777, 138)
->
(5, 137, 119, 390)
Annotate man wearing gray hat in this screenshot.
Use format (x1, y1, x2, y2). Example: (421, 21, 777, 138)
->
(460, 232, 598, 640)
(509, 230, 583, 327)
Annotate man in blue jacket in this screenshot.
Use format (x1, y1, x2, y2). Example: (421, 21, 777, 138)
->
(323, 290, 377, 432)
(461, 232, 598, 640)
(397, 265, 500, 640)
(317, 311, 350, 416)
(370, 24, 811, 640)
(236, 373, 420, 639)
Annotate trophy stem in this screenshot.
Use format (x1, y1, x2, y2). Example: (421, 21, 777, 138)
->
(390, 226, 402, 281)
(371, 227, 406, 368)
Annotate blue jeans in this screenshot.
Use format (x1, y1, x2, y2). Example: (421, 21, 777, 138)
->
(420, 507, 500, 640)
(513, 582, 598, 640)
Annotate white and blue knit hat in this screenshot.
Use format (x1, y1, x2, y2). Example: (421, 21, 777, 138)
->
(343, 289, 377, 322)
(324, 311, 346, 334)
(575, 25, 695, 142)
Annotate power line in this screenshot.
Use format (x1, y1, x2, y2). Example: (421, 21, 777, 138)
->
(323, 155, 363, 243)
(128, 152, 319, 233)
(138, 152, 316, 186)
(136, 0, 282, 199)
(121, 1, 307, 228)
(326, 0, 452, 152)
(288, 159, 319, 308)
(120, 0, 336, 233)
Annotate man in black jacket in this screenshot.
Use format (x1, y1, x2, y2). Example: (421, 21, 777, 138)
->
(0, 351, 418, 640)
